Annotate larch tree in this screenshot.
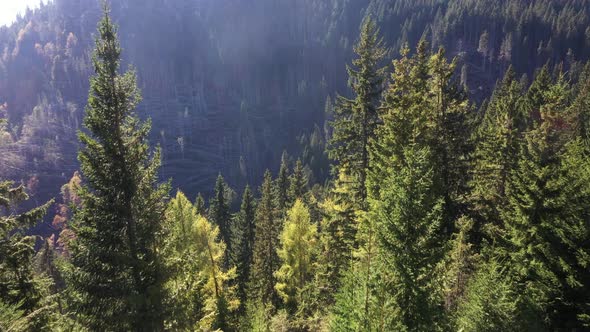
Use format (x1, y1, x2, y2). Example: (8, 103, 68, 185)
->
(67, 7, 170, 331)
(274, 199, 317, 311)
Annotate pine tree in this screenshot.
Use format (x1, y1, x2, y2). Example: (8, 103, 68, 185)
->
(231, 185, 256, 307)
(275, 199, 317, 311)
(328, 16, 387, 210)
(67, 7, 170, 330)
(250, 170, 281, 307)
(209, 174, 232, 267)
(288, 159, 308, 203)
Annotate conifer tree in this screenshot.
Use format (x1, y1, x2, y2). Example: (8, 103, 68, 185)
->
(288, 159, 308, 203)
(231, 185, 256, 306)
(0, 181, 52, 327)
(209, 174, 232, 267)
(470, 67, 525, 235)
(67, 7, 170, 330)
(163, 191, 205, 330)
(250, 170, 281, 307)
(369, 144, 446, 331)
(194, 193, 206, 216)
(275, 199, 317, 311)
(275, 151, 290, 213)
(328, 16, 387, 209)
(501, 73, 589, 327)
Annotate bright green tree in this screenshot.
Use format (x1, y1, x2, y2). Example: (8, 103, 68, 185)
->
(67, 7, 170, 330)
(275, 199, 317, 311)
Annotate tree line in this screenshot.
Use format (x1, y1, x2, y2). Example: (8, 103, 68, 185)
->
(1, 6, 590, 332)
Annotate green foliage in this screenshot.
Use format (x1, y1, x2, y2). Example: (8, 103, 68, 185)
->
(288, 159, 308, 204)
(66, 7, 170, 330)
(275, 199, 317, 311)
(250, 170, 281, 307)
(328, 16, 387, 209)
(209, 174, 233, 267)
(231, 185, 256, 308)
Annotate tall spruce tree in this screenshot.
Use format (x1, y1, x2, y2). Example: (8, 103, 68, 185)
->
(67, 7, 170, 330)
(328, 16, 387, 210)
(209, 174, 232, 267)
(369, 144, 446, 331)
(231, 185, 256, 307)
(250, 170, 281, 307)
(194, 193, 206, 216)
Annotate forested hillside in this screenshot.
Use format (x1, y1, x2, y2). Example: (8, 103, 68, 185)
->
(2, 0, 590, 331)
(2, 0, 590, 202)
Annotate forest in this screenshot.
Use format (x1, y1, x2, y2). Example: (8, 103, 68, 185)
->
(1, 0, 590, 331)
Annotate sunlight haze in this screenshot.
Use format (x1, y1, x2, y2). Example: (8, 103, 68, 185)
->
(0, 0, 46, 26)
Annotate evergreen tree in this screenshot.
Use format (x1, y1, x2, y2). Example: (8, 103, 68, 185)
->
(194, 193, 206, 216)
(250, 170, 281, 307)
(231, 185, 256, 307)
(67, 7, 170, 330)
(369, 144, 446, 331)
(470, 67, 525, 236)
(288, 159, 308, 203)
(275, 199, 317, 311)
(275, 151, 290, 213)
(328, 16, 387, 210)
(501, 73, 589, 328)
(209, 174, 232, 267)
(0, 181, 52, 329)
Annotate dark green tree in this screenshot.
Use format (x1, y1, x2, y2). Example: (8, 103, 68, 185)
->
(67, 7, 170, 331)
(230, 185, 256, 307)
(250, 170, 280, 307)
(194, 192, 206, 216)
(275, 151, 290, 214)
(288, 159, 308, 203)
(328, 16, 387, 210)
(209, 174, 232, 267)
(0, 181, 52, 329)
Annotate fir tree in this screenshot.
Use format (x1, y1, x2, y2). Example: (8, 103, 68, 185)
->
(250, 170, 281, 307)
(67, 7, 170, 330)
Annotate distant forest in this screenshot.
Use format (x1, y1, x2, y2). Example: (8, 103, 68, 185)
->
(1, 0, 590, 331)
